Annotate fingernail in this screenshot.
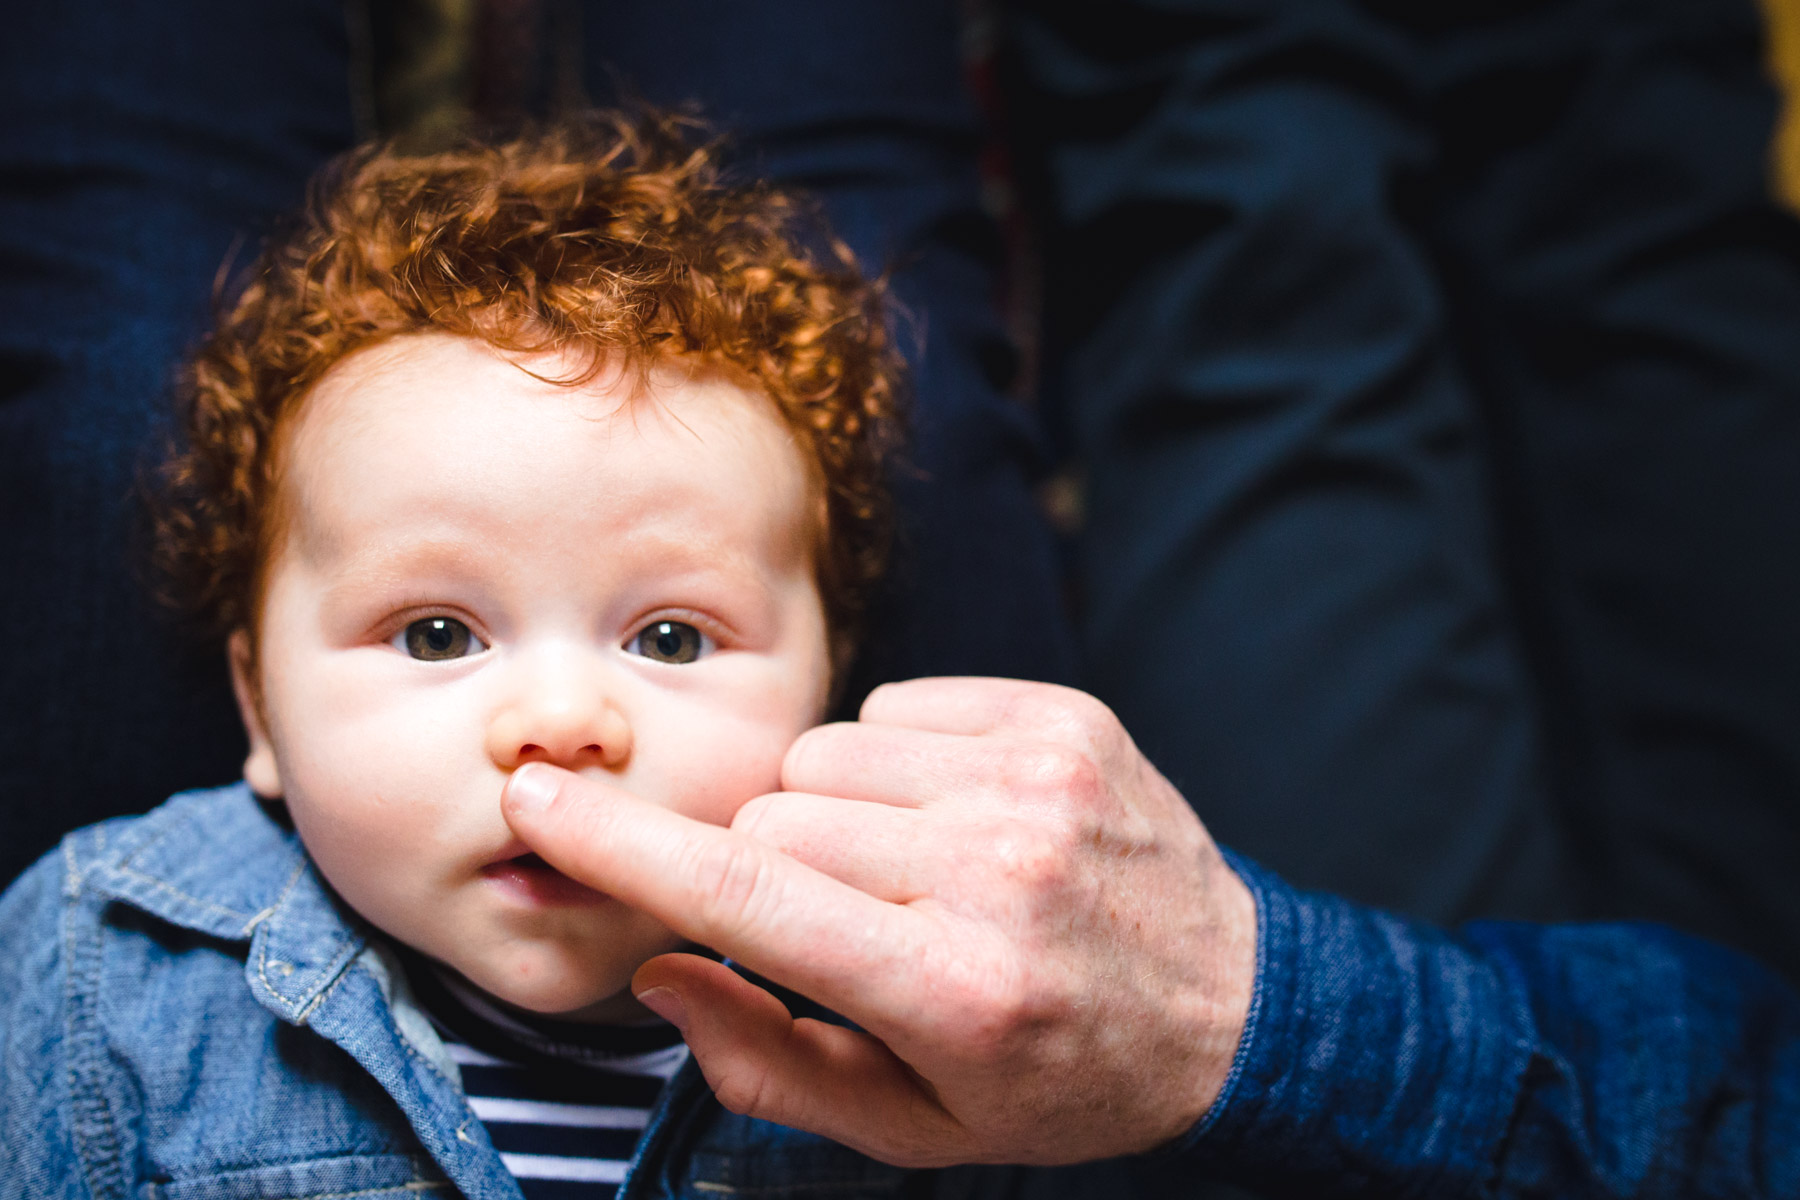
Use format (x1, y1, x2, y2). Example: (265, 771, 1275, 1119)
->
(636, 986, 688, 1034)
(507, 763, 559, 814)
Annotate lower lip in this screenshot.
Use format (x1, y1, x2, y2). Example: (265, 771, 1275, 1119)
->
(482, 858, 612, 907)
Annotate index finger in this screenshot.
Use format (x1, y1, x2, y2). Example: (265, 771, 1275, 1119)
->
(500, 762, 933, 1028)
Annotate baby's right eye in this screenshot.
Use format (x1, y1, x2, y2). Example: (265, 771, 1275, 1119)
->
(393, 617, 488, 661)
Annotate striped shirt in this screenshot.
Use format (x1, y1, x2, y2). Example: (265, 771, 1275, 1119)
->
(408, 962, 688, 1199)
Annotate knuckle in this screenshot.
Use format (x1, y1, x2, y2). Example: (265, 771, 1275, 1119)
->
(730, 792, 776, 838)
(989, 823, 1074, 894)
(685, 837, 776, 933)
(1000, 742, 1105, 805)
(709, 1058, 776, 1118)
(1011, 684, 1114, 739)
(731, 794, 808, 859)
(934, 945, 1040, 1052)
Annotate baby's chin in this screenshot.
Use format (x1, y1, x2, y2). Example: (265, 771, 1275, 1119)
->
(448, 960, 640, 1023)
(442, 939, 683, 1025)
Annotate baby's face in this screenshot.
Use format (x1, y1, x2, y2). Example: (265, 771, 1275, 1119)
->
(233, 333, 832, 1021)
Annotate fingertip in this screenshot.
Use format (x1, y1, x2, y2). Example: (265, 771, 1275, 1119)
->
(856, 678, 920, 722)
(779, 722, 841, 792)
(502, 761, 567, 818)
(856, 675, 1018, 727)
(631, 950, 717, 995)
(634, 986, 689, 1036)
(856, 680, 897, 719)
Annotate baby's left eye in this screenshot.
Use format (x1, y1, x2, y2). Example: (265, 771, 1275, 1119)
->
(393, 617, 489, 661)
(627, 620, 713, 665)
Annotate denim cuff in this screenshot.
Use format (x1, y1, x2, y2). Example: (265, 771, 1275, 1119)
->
(1153, 850, 1532, 1197)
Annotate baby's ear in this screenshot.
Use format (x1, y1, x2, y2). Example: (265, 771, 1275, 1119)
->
(227, 630, 284, 799)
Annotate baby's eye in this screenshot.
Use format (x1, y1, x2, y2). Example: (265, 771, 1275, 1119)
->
(394, 617, 488, 661)
(627, 620, 712, 665)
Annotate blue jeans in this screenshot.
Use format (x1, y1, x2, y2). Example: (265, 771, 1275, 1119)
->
(1005, 0, 1800, 975)
(0, 0, 1075, 884)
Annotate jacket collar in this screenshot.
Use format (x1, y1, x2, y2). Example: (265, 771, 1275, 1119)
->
(82, 783, 369, 1024)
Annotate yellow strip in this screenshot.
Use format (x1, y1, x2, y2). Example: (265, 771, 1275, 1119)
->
(1767, 0, 1800, 211)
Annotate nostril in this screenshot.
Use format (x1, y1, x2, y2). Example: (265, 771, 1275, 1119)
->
(514, 743, 608, 765)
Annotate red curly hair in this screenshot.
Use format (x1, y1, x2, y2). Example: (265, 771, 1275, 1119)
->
(155, 111, 901, 661)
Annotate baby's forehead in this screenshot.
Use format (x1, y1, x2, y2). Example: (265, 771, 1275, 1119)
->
(295, 336, 795, 449)
(267, 333, 825, 572)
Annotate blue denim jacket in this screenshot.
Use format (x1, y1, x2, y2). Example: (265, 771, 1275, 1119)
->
(4, 784, 1798, 1198)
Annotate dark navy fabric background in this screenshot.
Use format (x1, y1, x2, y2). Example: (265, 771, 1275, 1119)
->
(0, 1, 358, 878)
(1003, 0, 1800, 980)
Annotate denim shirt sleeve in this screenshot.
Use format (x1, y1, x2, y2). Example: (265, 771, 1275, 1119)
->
(0, 848, 90, 1198)
(1159, 853, 1800, 1199)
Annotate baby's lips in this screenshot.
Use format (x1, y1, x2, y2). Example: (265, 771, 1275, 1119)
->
(481, 837, 534, 868)
(481, 850, 612, 907)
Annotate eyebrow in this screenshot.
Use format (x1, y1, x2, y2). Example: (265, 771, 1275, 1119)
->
(312, 528, 770, 598)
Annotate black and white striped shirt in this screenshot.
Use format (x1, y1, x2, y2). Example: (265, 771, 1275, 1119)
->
(408, 963, 688, 1199)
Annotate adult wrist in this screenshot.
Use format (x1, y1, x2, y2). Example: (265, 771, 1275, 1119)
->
(1144, 853, 1531, 1196)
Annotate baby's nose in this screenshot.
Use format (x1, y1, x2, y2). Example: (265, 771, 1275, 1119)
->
(485, 683, 632, 771)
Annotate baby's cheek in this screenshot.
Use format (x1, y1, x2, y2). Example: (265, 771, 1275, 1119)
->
(664, 722, 798, 827)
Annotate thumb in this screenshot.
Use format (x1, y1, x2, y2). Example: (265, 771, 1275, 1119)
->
(632, 954, 972, 1167)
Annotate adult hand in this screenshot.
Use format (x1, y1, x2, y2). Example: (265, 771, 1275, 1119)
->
(500, 677, 1257, 1167)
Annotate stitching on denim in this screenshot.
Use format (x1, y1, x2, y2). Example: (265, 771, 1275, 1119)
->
(287, 937, 366, 1021)
(307, 957, 478, 1180)
(61, 838, 84, 899)
(152, 1183, 450, 1200)
(248, 861, 311, 936)
(360, 963, 482, 1142)
(146, 1163, 448, 1200)
(361, 958, 457, 1090)
(369, 943, 463, 1092)
(107, 864, 255, 924)
(109, 814, 259, 924)
(385, 977, 461, 1093)
(270, 1182, 448, 1200)
(63, 885, 127, 1200)
(254, 862, 355, 1014)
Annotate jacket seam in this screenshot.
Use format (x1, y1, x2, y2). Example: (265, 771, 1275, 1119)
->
(110, 810, 263, 925)
(284, 934, 368, 1022)
(372, 960, 473, 1113)
(298, 1185, 452, 1199)
(105, 864, 256, 925)
(257, 861, 359, 1015)
(306, 955, 481, 1185)
(62, 850, 127, 1200)
(252, 861, 313, 935)
(388, 991, 457, 1088)
(146, 1182, 450, 1200)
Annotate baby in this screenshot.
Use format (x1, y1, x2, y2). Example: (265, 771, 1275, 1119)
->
(0, 113, 906, 1196)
